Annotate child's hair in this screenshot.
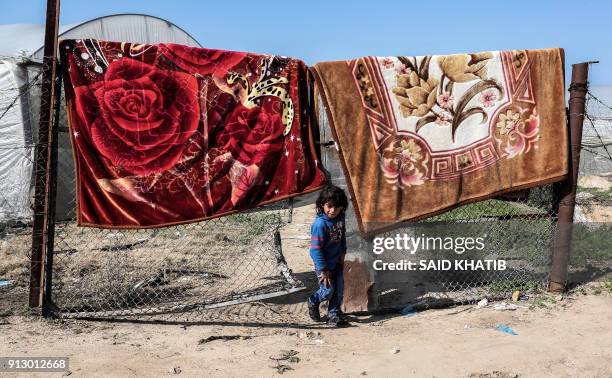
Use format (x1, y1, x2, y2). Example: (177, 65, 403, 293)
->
(315, 185, 349, 215)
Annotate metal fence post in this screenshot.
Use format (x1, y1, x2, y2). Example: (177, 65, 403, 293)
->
(28, 0, 60, 308)
(549, 62, 590, 293)
(42, 67, 62, 317)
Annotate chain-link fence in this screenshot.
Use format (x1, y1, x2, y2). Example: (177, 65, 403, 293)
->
(578, 90, 612, 210)
(50, 201, 306, 319)
(317, 95, 566, 310)
(367, 186, 560, 309)
(569, 88, 612, 285)
(0, 57, 43, 317)
(1, 56, 313, 324)
(2, 59, 610, 323)
(359, 87, 611, 309)
(55, 76, 307, 320)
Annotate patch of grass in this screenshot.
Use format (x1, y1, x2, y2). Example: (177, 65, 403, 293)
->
(603, 280, 612, 293)
(531, 296, 550, 308)
(570, 223, 612, 266)
(15, 304, 34, 316)
(531, 294, 558, 308)
(489, 279, 540, 294)
(0, 309, 12, 317)
(531, 297, 547, 308)
(224, 212, 283, 241)
(426, 199, 540, 222)
(577, 186, 612, 202)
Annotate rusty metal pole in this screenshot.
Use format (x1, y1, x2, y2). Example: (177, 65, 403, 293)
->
(549, 62, 590, 293)
(42, 67, 62, 317)
(29, 0, 60, 308)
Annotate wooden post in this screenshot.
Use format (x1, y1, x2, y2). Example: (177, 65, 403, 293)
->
(549, 62, 590, 293)
(29, 0, 60, 308)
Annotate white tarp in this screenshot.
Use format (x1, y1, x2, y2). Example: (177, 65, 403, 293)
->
(0, 15, 200, 60)
(582, 86, 612, 176)
(0, 61, 33, 221)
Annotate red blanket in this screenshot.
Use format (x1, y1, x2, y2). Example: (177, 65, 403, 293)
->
(60, 39, 325, 228)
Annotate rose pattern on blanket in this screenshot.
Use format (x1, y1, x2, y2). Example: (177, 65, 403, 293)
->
(73, 57, 200, 176)
(61, 39, 325, 227)
(349, 50, 540, 189)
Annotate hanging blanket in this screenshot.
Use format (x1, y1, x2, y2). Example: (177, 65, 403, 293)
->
(312, 48, 567, 236)
(60, 39, 325, 228)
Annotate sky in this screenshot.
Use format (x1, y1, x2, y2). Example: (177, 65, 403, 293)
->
(0, 0, 610, 85)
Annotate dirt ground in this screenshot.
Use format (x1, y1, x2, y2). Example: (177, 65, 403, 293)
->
(1, 204, 611, 377)
(0, 288, 610, 377)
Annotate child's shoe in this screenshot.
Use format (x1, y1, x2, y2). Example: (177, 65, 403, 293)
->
(308, 299, 321, 322)
(327, 313, 349, 327)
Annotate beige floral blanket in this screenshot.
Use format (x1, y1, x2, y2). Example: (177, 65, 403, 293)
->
(312, 48, 568, 236)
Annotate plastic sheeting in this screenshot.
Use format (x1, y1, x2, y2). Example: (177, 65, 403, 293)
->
(0, 61, 33, 221)
(0, 15, 200, 60)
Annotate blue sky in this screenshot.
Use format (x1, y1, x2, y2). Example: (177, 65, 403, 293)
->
(1, 0, 611, 85)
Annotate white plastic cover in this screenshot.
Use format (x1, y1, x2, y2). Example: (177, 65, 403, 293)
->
(0, 14, 200, 60)
(0, 61, 33, 221)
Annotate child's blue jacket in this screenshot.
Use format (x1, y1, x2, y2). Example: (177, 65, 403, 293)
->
(309, 212, 347, 271)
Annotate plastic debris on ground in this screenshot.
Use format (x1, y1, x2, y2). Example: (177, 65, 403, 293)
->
(400, 304, 416, 317)
(512, 290, 520, 302)
(495, 325, 518, 335)
(0, 280, 11, 287)
(493, 302, 519, 311)
(477, 298, 488, 308)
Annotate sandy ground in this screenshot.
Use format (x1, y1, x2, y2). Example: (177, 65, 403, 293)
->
(0, 289, 610, 377)
(1, 204, 611, 377)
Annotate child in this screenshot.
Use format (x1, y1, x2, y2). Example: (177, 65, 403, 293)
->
(307, 185, 349, 327)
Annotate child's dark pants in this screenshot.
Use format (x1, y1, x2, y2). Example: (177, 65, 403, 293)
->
(308, 265, 344, 316)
